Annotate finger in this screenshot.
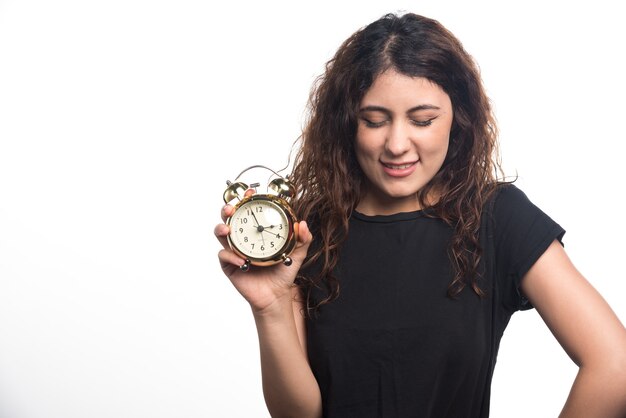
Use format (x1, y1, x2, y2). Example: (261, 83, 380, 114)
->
(291, 221, 313, 263)
(221, 204, 234, 223)
(295, 220, 313, 245)
(222, 189, 255, 222)
(218, 248, 245, 271)
(214, 223, 231, 249)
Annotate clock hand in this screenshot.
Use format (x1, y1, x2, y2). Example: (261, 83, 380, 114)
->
(250, 211, 261, 228)
(249, 211, 267, 246)
(261, 229, 282, 238)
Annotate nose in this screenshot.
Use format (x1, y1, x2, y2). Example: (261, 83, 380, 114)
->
(384, 121, 412, 156)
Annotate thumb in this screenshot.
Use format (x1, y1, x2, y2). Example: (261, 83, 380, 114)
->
(291, 220, 313, 260)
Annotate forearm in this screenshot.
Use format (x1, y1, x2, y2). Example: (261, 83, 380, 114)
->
(253, 297, 322, 418)
(559, 364, 626, 418)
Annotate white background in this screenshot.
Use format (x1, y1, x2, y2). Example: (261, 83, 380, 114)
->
(1, 1, 624, 417)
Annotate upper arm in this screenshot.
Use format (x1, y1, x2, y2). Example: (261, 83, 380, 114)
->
(520, 240, 626, 368)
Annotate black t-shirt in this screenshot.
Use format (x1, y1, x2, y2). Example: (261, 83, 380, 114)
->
(304, 184, 566, 418)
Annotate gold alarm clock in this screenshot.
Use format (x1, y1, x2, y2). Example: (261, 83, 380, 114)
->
(223, 165, 298, 271)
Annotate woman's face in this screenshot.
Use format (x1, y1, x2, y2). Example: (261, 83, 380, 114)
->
(355, 69, 453, 215)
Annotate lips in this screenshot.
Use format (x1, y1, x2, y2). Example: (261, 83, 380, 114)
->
(380, 160, 419, 177)
(382, 162, 416, 169)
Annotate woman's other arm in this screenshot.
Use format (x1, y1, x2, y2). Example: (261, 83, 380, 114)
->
(522, 240, 626, 417)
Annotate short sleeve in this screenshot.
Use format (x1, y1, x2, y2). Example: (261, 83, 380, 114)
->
(491, 184, 566, 311)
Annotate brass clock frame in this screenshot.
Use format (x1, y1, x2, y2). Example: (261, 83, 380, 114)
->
(222, 166, 298, 271)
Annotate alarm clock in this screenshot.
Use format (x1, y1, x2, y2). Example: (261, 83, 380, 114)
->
(222, 165, 298, 272)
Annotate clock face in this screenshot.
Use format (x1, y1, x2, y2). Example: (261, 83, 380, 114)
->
(228, 197, 292, 260)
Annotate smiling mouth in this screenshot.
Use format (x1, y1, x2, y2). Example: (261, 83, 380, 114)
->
(381, 161, 418, 169)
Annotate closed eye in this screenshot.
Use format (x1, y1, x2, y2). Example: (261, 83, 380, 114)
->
(361, 117, 388, 128)
(411, 117, 436, 127)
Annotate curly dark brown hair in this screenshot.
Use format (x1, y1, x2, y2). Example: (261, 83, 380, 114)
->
(290, 13, 505, 313)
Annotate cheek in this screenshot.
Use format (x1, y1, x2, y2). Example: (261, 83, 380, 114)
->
(354, 132, 379, 161)
(420, 133, 450, 161)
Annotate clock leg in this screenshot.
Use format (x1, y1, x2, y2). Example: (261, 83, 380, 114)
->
(282, 255, 292, 266)
(240, 260, 250, 271)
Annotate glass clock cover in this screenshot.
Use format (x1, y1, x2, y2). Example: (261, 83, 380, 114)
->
(228, 198, 292, 260)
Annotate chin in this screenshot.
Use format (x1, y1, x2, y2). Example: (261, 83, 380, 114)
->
(386, 184, 425, 198)
(386, 190, 419, 199)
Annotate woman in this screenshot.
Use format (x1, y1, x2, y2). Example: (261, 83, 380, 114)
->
(215, 13, 626, 417)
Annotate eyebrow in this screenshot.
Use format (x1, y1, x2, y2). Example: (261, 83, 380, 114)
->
(359, 104, 441, 113)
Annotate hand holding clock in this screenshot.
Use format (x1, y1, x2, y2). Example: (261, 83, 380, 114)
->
(215, 190, 313, 315)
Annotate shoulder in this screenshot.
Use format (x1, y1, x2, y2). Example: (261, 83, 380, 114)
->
(486, 182, 547, 225)
(489, 182, 531, 210)
(484, 181, 565, 258)
(487, 181, 566, 274)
